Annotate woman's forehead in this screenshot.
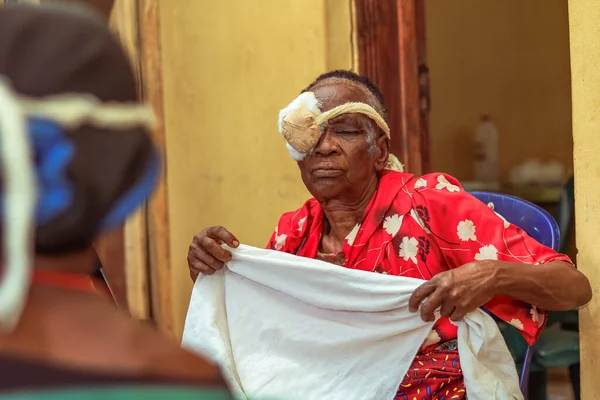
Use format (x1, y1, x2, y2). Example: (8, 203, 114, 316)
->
(311, 79, 377, 112)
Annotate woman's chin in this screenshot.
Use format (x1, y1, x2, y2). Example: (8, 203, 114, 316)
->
(309, 180, 348, 199)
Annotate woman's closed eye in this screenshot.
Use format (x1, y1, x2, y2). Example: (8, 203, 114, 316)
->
(334, 129, 362, 135)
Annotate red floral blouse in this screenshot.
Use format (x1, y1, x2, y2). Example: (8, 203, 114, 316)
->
(267, 171, 571, 399)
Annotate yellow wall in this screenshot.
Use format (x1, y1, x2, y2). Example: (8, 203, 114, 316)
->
(568, 0, 600, 397)
(426, 0, 573, 181)
(158, 0, 352, 335)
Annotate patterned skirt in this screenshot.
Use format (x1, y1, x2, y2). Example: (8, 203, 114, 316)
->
(395, 341, 466, 400)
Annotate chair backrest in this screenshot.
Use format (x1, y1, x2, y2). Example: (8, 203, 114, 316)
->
(470, 191, 560, 251)
(470, 191, 560, 399)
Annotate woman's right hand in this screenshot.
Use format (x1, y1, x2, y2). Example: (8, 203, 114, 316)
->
(187, 226, 239, 281)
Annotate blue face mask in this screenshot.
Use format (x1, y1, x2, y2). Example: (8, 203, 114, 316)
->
(28, 118, 75, 224)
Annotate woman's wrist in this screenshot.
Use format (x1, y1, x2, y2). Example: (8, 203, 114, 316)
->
(482, 260, 514, 297)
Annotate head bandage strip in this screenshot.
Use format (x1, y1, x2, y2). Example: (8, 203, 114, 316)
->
(278, 91, 402, 172)
(19, 93, 156, 130)
(315, 102, 390, 138)
(0, 79, 155, 332)
(0, 80, 37, 331)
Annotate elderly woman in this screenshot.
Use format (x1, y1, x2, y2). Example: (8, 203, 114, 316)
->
(187, 70, 591, 399)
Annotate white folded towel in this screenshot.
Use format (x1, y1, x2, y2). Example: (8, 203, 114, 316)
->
(182, 244, 522, 400)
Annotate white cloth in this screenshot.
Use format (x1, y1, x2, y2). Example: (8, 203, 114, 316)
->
(182, 244, 523, 400)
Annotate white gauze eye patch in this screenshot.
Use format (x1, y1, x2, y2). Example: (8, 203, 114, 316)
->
(278, 92, 323, 160)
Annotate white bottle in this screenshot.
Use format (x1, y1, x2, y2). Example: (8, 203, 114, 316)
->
(473, 115, 499, 183)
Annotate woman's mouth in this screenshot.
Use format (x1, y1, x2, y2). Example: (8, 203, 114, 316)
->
(312, 168, 344, 177)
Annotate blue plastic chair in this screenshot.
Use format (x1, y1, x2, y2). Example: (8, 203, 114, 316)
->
(470, 191, 560, 399)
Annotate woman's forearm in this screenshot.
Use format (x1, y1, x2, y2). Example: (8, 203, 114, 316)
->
(492, 260, 592, 311)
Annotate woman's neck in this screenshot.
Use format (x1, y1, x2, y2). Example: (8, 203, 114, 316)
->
(320, 181, 378, 247)
(34, 247, 96, 275)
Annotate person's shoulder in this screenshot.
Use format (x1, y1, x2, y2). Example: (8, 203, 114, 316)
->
(130, 316, 226, 384)
(23, 291, 226, 386)
(405, 172, 464, 193)
(377, 170, 414, 190)
(402, 173, 473, 211)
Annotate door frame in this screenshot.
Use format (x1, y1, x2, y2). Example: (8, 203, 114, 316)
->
(354, 0, 430, 175)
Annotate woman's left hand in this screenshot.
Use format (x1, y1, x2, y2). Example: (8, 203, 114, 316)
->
(408, 261, 498, 322)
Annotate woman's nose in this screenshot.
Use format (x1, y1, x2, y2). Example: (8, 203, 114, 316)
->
(313, 130, 340, 156)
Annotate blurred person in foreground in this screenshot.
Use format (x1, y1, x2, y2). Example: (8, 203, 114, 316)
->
(0, 4, 229, 396)
(187, 70, 591, 399)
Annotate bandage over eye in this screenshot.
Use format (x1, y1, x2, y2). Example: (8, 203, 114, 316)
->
(277, 91, 403, 172)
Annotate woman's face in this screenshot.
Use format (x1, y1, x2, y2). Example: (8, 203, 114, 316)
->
(297, 80, 389, 203)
